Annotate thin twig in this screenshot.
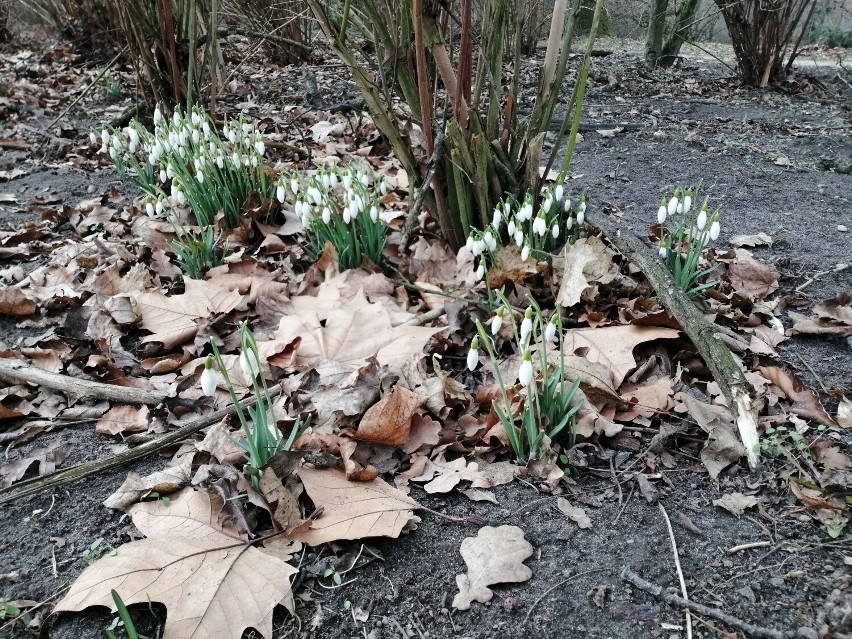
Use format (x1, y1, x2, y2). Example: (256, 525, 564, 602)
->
(613, 484, 635, 524)
(727, 540, 772, 554)
(796, 352, 829, 394)
(659, 501, 692, 639)
(43, 47, 128, 133)
(620, 568, 793, 639)
(399, 127, 446, 251)
(400, 306, 446, 326)
(523, 567, 610, 625)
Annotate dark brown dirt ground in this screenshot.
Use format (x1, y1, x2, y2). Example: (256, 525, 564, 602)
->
(1, 35, 850, 639)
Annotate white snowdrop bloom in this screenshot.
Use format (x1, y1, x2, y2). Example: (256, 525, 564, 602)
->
(659, 245, 668, 258)
(276, 184, 286, 204)
(128, 140, 138, 154)
(290, 177, 300, 195)
(202, 121, 210, 136)
(99, 144, 107, 154)
(200, 365, 217, 396)
(370, 205, 379, 222)
(177, 190, 186, 206)
(109, 147, 118, 160)
(518, 351, 533, 387)
(159, 170, 167, 183)
(127, 127, 139, 146)
(192, 129, 200, 144)
(342, 173, 352, 190)
(323, 207, 332, 224)
(329, 172, 339, 189)
(475, 262, 485, 281)
(172, 111, 181, 126)
(350, 203, 359, 219)
(507, 218, 517, 237)
(667, 195, 679, 216)
(577, 203, 586, 225)
(254, 140, 265, 156)
(709, 216, 721, 241)
(232, 151, 240, 166)
(359, 172, 370, 186)
(555, 184, 564, 201)
(533, 214, 547, 237)
(520, 309, 533, 342)
(483, 230, 496, 252)
(239, 349, 260, 379)
(179, 145, 188, 159)
(521, 243, 530, 261)
(307, 186, 322, 205)
(564, 198, 572, 212)
(343, 207, 352, 224)
(191, 111, 201, 126)
(503, 202, 511, 217)
(467, 337, 480, 371)
(657, 204, 667, 225)
(545, 316, 557, 342)
(154, 108, 163, 125)
(465, 235, 475, 252)
(216, 154, 224, 169)
(473, 239, 486, 256)
(551, 222, 560, 239)
(542, 196, 553, 214)
(145, 201, 155, 217)
(492, 208, 502, 229)
(519, 202, 533, 221)
(89, 131, 97, 144)
(250, 156, 258, 167)
(242, 122, 252, 135)
(155, 199, 165, 215)
(168, 131, 178, 147)
(683, 194, 692, 213)
(491, 308, 504, 336)
(196, 155, 206, 168)
(166, 165, 174, 179)
(566, 217, 574, 231)
(196, 170, 204, 183)
(148, 152, 158, 166)
(379, 179, 388, 195)
(696, 208, 707, 231)
(227, 129, 237, 144)
(514, 229, 524, 247)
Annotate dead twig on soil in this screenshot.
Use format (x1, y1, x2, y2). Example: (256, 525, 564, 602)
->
(659, 502, 692, 639)
(0, 388, 281, 505)
(586, 208, 760, 467)
(523, 567, 611, 625)
(0, 358, 170, 405)
(727, 540, 772, 554)
(620, 568, 793, 639)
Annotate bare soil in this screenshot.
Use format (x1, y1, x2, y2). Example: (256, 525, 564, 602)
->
(1, 36, 850, 639)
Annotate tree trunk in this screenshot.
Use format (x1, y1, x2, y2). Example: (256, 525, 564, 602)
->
(658, 0, 702, 67)
(645, 0, 668, 68)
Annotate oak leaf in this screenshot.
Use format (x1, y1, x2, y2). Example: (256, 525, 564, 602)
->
(55, 489, 297, 639)
(452, 525, 533, 610)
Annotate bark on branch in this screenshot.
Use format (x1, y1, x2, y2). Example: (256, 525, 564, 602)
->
(587, 209, 760, 468)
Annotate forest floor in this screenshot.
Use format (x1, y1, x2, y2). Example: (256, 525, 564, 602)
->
(0, 33, 851, 639)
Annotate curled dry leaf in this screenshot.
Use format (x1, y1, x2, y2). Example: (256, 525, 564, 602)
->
(452, 525, 534, 610)
(95, 405, 150, 436)
(725, 250, 779, 300)
(0, 287, 36, 316)
(556, 236, 618, 308)
(757, 366, 839, 428)
(103, 458, 193, 510)
(353, 385, 425, 446)
(674, 392, 744, 478)
(292, 466, 420, 545)
(56, 489, 298, 639)
(713, 492, 759, 517)
(556, 497, 592, 529)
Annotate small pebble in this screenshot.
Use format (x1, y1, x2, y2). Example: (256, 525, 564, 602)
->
(838, 225, 848, 232)
(87, 184, 96, 193)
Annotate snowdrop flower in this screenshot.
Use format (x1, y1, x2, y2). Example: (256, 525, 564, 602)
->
(159, 170, 167, 183)
(342, 173, 352, 190)
(483, 230, 497, 252)
(176, 189, 186, 206)
(89, 131, 97, 144)
(128, 140, 138, 154)
(109, 147, 118, 160)
(290, 176, 300, 195)
(542, 196, 553, 214)
(276, 183, 286, 203)
(370, 205, 379, 223)
(565, 216, 574, 232)
(659, 243, 668, 258)
(544, 315, 558, 342)
(328, 172, 338, 189)
(696, 207, 707, 231)
(507, 218, 517, 237)
(555, 184, 564, 201)
(172, 111, 182, 126)
(323, 207, 332, 224)
(127, 127, 139, 147)
(465, 235, 475, 252)
(514, 229, 524, 247)
(519, 202, 533, 221)
(551, 222, 560, 239)
(343, 207, 352, 224)
(240, 349, 261, 380)
(518, 349, 533, 387)
(254, 139, 265, 156)
(533, 214, 547, 237)
(191, 111, 201, 126)
(491, 308, 504, 336)
(683, 191, 693, 213)
(564, 198, 572, 213)
(467, 336, 480, 371)
(709, 214, 721, 241)
(145, 201, 155, 217)
(492, 207, 502, 229)
(196, 170, 204, 183)
(667, 193, 679, 216)
(166, 165, 175, 179)
(657, 198, 667, 225)
(577, 200, 586, 225)
(359, 172, 370, 186)
(503, 202, 511, 218)
(202, 121, 210, 137)
(520, 308, 533, 342)
(99, 143, 107, 154)
(231, 151, 240, 166)
(153, 107, 163, 125)
(242, 122, 252, 135)
(155, 199, 165, 216)
(227, 129, 237, 144)
(307, 186, 322, 205)
(192, 129, 200, 144)
(475, 262, 485, 281)
(379, 178, 389, 196)
(200, 357, 217, 396)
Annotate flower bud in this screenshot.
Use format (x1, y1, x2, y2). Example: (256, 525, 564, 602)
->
(276, 184, 286, 203)
(555, 184, 564, 201)
(709, 214, 721, 241)
(467, 337, 480, 371)
(520, 308, 533, 342)
(696, 207, 707, 231)
(518, 350, 533, 386)
(521, 243, 530, 261)
(544, 315, 557, 342)
(239, 349, 260, 380)
(491, 308, 504, 336)
(200, 357, 217, 396)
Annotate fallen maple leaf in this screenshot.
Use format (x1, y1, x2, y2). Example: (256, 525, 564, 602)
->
(55, 489, 297, 639)
(275, 290, 440, 373)
(452, 525, 533, 610)
(292, 466, 420, 545)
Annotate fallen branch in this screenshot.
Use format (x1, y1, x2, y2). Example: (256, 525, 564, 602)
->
(586, 209, 760, 468)
(620, 568, 792, 639)
(0, 358, 169, 406)
(0, 389, 281, 505)
(399, 126, 446, 251)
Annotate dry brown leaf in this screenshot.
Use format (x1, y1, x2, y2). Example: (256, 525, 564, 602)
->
(788, 310, 852, 337)
(0, 287, 36, 316)
(137, 279, 243, 348)
(674, 392, 744, 478)
(487, 244, 544, 287)
(729, 233, 772, 247)
(757, 366, 839, 428)
(556, 497, 592, 529)
(838, 397, 852, 428)
(103, 458, 193, 510)
(636, 474, 659, 504)
(814, 293, 852, 323)
(0, 441, 73, 487)
(556, 237, 618, 308)
(95, 405, 150, 436)
(713, 492, 758, 517)
(292, 466, 420, 545)
(407, 453, 491, 494)
(726, 250, 779, 300)
(353, 386, 425, 446)
(618, 377, 674, 419)
(259, 468, 305, 534)
(452, 525, 533, 610)
(402, 413, 442, 454)
(55, 489, 298, 639)
(563, 325, 680, 389)
(276, 291, 440, 373)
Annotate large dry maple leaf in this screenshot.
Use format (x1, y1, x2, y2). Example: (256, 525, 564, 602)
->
(275, 290, 440, 373)
(55, 489, 297, 639)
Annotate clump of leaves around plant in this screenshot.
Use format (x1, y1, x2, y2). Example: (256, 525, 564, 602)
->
(656, 185, 721, 297)
(277, 164, 389, 271)
(469, 293, 581, 464)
